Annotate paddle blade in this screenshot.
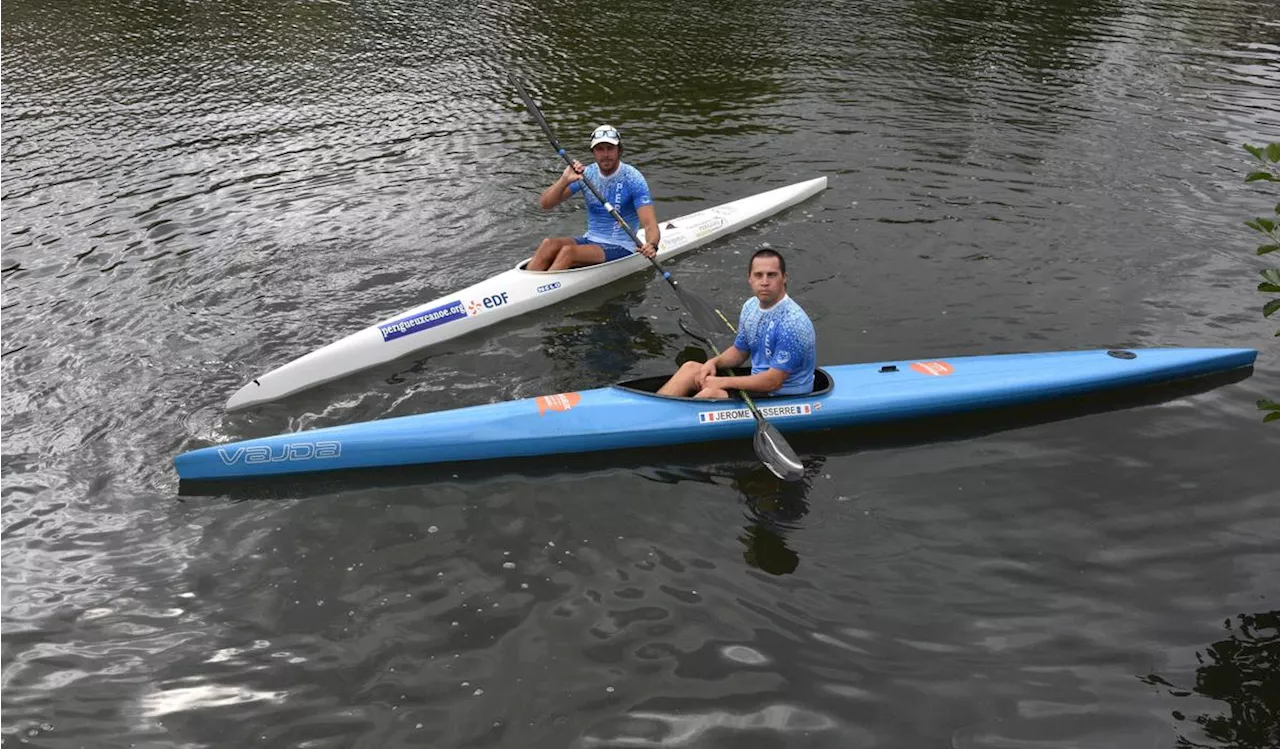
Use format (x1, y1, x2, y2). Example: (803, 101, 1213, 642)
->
(753, 420, 805, 482)
(677, 316, 732, 355)
(671, 283, 733, 346)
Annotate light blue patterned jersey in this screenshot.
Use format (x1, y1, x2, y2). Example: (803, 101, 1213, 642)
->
(569, 162, 653, 245)
(733, 295, 817, 395)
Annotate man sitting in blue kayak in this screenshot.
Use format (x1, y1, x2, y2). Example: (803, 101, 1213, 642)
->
(526, 124, 660, 271)
(658, 249, 816, 398)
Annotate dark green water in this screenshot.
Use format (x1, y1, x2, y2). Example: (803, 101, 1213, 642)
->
(3, 0, 1278, 746)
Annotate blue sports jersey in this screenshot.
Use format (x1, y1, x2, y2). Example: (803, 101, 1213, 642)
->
(568, 162, 653, 246)
(733, 295, 817, 395)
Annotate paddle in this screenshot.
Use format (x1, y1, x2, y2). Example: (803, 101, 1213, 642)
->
(509, 72, 805, 482)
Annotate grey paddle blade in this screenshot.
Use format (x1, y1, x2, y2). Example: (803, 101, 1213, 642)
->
(677, 316, 733, 354)
(677, 316, 711, 345)
(754, 420, 805, 482)
(670, 283, 731, 347)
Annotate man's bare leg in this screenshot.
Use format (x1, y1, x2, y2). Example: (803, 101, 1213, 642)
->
(548, 243, 606, 270)
(657, 361, 705, 396)
(528, 237, 576, 271)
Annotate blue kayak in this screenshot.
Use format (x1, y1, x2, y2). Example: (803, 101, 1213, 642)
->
(174, 347, 1257, 481)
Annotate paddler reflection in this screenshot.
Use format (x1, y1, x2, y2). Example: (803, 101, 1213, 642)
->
(731, 456, 823, 576)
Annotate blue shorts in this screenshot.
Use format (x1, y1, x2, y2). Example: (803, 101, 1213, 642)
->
(574, 236, 633, 262)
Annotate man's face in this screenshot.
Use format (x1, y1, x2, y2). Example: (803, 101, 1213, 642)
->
(591, 143, 620, 172)
(748, 255, 785, 306)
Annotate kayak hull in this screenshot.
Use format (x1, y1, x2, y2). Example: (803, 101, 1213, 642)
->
(225, 176, 830, 411)
(177, 347, 1257, 481)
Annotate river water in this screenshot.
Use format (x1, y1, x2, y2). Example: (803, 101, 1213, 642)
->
(3, 0, 1279, 746)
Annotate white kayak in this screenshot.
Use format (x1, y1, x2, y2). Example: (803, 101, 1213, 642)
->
(225, 176, 829, 411)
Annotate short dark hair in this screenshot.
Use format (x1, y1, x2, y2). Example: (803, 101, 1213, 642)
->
(748, 248, 786, 275)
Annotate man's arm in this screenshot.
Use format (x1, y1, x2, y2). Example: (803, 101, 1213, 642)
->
(694, 345, 751, 388)
(539, 163, 583, 210)
(708, 345, 749, 371)
(637, 204, 660, 257)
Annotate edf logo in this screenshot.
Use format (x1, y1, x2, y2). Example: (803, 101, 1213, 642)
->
(468, 292, 510, 316)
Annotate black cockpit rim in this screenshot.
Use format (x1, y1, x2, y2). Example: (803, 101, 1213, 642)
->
(612, 367, 833, 401)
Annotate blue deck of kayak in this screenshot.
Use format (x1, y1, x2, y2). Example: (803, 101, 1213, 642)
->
(174, 347, 1257, 481)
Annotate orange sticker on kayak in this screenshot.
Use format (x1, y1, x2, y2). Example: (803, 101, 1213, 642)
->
(536, 392, 581, 415)
(911, 360, 954, 376)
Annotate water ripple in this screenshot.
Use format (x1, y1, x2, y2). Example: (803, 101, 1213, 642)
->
(4, 0, 1280, 746)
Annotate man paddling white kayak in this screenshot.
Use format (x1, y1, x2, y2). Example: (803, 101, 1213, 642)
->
(658, 248, 817, 399)
(221, 177, 829, 412)
(527, 124, 661, 271)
